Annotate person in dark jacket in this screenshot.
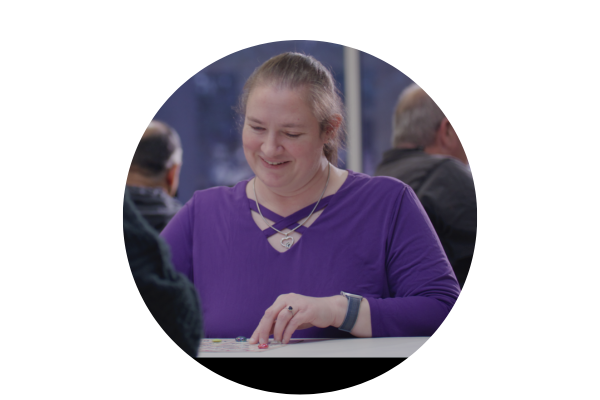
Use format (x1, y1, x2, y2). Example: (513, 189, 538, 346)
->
(126, 120, 183, 232)
(375, 84, 476, 288)
(123, 191, 202, 357)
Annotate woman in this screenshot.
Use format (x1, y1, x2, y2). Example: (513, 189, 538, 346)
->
(161, 52, 460, 345)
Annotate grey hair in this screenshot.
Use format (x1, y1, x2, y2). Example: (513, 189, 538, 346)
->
(391, 83, 446, 148)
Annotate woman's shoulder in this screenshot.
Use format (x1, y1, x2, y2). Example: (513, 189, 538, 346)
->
(344, 170, 409, 195)
(329, 170, 412, 212)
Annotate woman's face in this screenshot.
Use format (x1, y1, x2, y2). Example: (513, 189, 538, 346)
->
(242, 84, 328, 193)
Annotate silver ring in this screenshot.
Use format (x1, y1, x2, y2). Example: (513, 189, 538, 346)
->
(286, 306, 294, 316)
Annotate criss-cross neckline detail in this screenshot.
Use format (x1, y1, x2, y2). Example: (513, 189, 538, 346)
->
(247, 195, 334, 238)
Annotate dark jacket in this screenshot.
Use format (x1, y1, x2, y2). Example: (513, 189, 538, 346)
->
(375, 148, 477, 288)
(123, 191, 202, 356)
(126, 185, 182, 232)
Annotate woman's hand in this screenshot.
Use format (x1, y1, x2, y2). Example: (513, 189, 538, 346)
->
(248, 293, 347, 345)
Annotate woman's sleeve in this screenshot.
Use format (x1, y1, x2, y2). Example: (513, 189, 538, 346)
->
(367, 185, 461, 337)
(160, 195, 196, 281)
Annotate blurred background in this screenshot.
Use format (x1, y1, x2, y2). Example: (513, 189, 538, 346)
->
(152, 40, 413, 204)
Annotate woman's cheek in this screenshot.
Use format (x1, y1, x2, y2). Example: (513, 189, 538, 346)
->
(242, 132, 257, 152)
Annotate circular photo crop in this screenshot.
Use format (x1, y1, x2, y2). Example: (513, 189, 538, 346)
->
(123, 40, 476, 394)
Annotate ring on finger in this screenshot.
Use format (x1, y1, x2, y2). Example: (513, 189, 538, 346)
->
(286, 306, 295, 316)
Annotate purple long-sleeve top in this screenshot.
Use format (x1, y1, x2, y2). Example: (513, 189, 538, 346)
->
(161, 171, 461, 339)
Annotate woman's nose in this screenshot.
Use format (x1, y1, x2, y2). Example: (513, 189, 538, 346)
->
(262, 131, 282, 156)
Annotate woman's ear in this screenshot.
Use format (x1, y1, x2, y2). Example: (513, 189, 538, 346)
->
(324, 114, 342, 142)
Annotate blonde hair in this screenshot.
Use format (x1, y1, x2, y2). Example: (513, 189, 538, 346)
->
(237, 52, 346, 166)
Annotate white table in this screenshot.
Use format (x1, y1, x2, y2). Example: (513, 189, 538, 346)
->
(198, 337, 429, 358)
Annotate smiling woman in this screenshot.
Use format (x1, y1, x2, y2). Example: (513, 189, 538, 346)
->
(242, 85, 329, 197)
(160, 52, 460, 349)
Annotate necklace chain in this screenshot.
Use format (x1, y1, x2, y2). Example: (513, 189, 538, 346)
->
(253, 163, 331, 249)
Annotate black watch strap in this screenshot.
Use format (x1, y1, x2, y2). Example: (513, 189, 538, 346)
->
(339, 291, 363, 333)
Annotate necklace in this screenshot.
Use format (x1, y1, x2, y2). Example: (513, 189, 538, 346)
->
(253, 162, 331, 249)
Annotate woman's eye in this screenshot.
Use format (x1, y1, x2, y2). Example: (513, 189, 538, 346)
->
(285, 133, 300, 138)
(251, 126, 264, 131)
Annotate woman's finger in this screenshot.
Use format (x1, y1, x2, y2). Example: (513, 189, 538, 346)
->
(249, 305, 282, 344)
(272, 305, 295, 342)
(258, 312, 276, 345)
(248, 321, 261, 344)
(248, 322, 274, 344)
(281, 311, 304, 344)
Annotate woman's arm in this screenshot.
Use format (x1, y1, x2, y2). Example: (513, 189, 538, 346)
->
(159, 196, 195, 280)
(367, 184, 461, 337)
(248, 293, 372, 345)
(330, 294, 372, 337)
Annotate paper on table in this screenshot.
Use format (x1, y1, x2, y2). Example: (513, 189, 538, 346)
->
(199, 338, 330, 353)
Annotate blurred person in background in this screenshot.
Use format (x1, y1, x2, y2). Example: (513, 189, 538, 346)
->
(126, 120, 183, 232)
(124, 191, 202, 357)
(375, 84, 476, 288)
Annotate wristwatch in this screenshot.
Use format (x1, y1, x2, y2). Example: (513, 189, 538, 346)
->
(338, 291, 363, 333)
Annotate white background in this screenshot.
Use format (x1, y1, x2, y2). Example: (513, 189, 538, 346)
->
(1, 1, 599, 398)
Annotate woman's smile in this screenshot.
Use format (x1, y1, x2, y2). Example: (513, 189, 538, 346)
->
(260, 157, 290, 168)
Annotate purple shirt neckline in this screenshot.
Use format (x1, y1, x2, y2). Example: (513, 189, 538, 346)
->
(247, 173, 353, 237)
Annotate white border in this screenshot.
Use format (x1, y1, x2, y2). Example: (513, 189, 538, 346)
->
(3, 2, 599, 399)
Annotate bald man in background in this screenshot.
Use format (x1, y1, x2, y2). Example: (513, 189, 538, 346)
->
(375, 84, 476, 288)
(126, 120, 183, 232)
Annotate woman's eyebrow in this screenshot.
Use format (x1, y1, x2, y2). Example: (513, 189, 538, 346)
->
(246, 116, 304, 128)
(281, 123, 304, 128)
(246, 117, 264, 124)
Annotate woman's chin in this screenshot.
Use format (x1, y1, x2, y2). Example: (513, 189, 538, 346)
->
(257, 175, 286, 189)
(255, 165, 290, 182)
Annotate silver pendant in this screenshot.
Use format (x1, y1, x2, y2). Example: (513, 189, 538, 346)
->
(281, 236, 294, 249)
